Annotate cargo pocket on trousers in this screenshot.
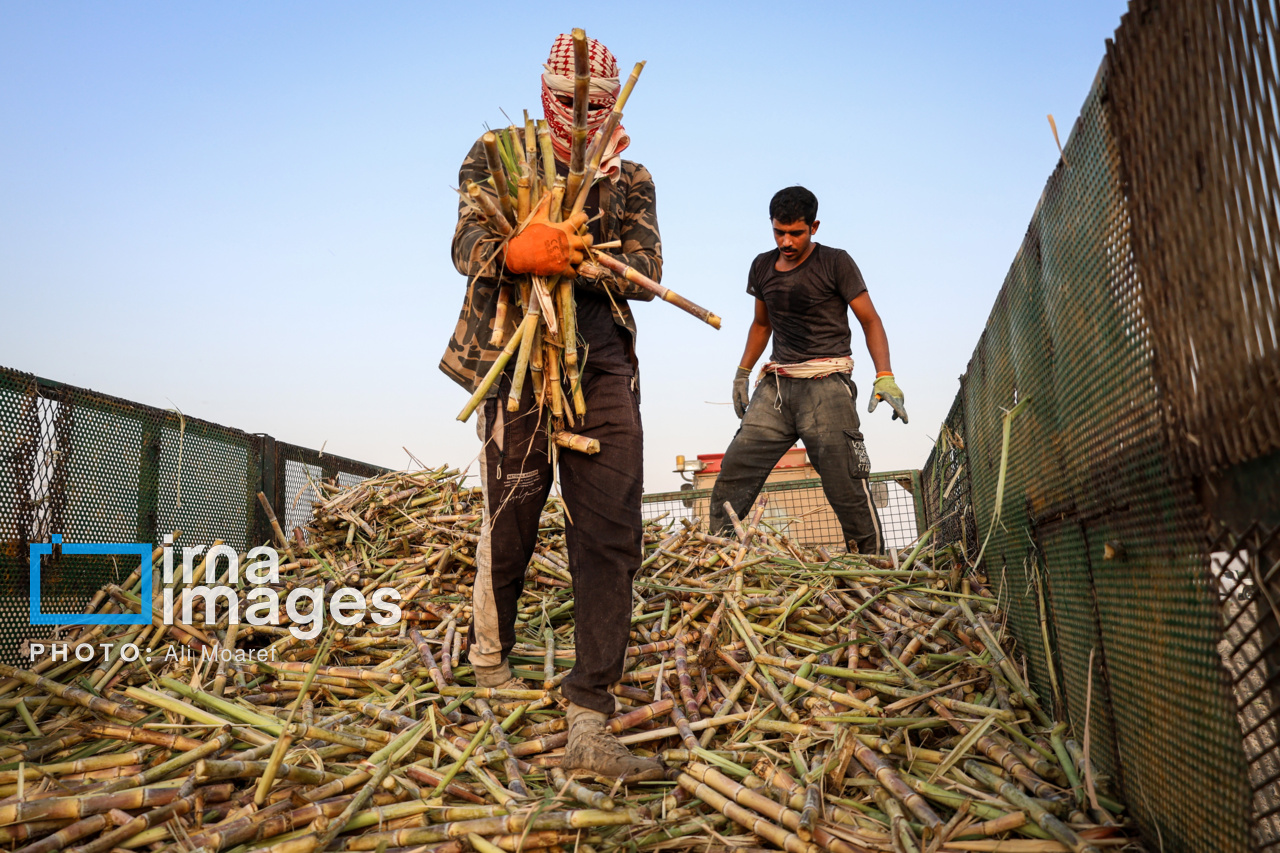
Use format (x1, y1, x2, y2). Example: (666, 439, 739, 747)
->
(844, 429, 871, 479)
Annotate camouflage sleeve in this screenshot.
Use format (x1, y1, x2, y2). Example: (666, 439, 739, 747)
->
(579, 161, 661, 302)
(452, 137, 506, 279)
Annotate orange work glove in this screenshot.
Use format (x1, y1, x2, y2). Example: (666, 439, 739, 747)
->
(504, 195, 592, 277)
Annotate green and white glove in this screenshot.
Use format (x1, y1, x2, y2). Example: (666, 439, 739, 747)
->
(868, 372, 908, 423)
(732, 367, 752, 419)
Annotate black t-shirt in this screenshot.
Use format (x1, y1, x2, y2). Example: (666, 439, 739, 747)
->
(746, 244, 868, 364)
(558, 167, 632, 376)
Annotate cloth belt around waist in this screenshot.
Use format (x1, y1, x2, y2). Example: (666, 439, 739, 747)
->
(758, 356, 854, 381)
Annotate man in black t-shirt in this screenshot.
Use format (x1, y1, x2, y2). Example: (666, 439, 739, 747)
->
(707, 186, 907, 555)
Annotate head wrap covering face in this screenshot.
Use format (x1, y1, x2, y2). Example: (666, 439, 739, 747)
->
(541, 33, 630, 178)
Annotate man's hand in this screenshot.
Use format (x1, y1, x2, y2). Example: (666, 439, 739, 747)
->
(868, 372, 908, 423)
(732, 367, 752, 418)
(504, 195, 592, 277)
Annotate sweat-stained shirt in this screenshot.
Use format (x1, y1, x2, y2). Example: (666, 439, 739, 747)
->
(746, 243, 868, 364)
(441, 134, 662, 394)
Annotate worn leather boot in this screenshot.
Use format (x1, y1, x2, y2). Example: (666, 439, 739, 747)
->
(562, 703, 664, 782)
(473, 659, 528, 691)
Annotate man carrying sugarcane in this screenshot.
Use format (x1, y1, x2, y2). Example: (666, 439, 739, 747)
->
(708, 186, 907, 555)
(440, 32, 664, 781)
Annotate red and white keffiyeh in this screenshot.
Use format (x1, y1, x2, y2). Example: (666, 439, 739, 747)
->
(541, 33, 630, 179)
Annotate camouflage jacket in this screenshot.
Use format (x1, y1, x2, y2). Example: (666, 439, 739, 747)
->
(440, 135, 662, 395)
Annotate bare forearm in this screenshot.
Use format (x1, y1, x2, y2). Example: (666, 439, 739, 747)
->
(864, 316, 892, 374)
(850, 294, 892, 374)
(739, 321, 772, 370)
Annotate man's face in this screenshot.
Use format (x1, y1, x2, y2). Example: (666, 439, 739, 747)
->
(772, 218, 818, 262)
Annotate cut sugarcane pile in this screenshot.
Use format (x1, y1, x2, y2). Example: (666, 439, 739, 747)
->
(0, 467, 1137, 853)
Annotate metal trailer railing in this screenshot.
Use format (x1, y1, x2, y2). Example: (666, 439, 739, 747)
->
(0, 365, 387, 666)
(642, 470, 926, 553)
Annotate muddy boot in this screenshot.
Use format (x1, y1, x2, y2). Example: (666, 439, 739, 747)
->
(563, 703, 664, 782)
(473, 659, 528, 691)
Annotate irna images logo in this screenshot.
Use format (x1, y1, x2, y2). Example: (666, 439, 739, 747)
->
(29, 534, 402, 640)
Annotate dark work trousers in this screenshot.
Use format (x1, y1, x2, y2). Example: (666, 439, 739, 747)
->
(708, 373, 883, 554)
(469, 369, 644, 715)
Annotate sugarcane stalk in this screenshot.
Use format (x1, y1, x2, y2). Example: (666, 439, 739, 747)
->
(870, 779, 922, 853)
(199, 758, 338, 785)
(174, 795, 339, 853)
(850, 737, 943, 834)
(964, 761, 1102, 853)
(11, 816, 111, 853)
(470, 697, 529, 798)
(668, 684, 699, 750)
(529, 322, 545, 406)
(64, 778, 211, 853)
(563, 29, 590, 216)
(554, 431, 600, 454)
(482, 132, 515, 225)
(523, 109, 537, 169)
(489, 284, 513, 347)
(928, 697, 1061, 801)
(675, 771, 818, 853)
(310, 716, 434, 852)
(0, 778, 234, 826)
(575, 258, 721, 327)
(555, 281, 586, 418)
(458, 312, 536, 422)
(549, 765, 615, 810)
(763, 662, 878, 714)
(497, 125, 521, 183)
(256, 633, 331, 805)
(0, 665, 145, 723)
(960, 600, 1051, 727)
(538, 123, 557, 207)
(895, 769, 1049, 838)
(516, 174, 531, 223)
(683, 762, 830, 846)
(343, 809, 641, 849)
(674, 639, 702, 723)
(465, 181, 513, 237)
(0, 750, 148, 785)
(431, 718, 492, 798)
(571, 61, 645, 219)
(723, 602, 800, 721)
(545, 341, 565, 417)
(506, 299, 541, 412)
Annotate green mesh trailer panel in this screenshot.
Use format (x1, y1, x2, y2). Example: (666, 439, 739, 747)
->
(920, 0, 1280, 844)
(1108, 0, 1280, 481)
(0, 366, 387, 667)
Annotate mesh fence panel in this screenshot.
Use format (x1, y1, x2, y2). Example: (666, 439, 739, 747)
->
(155, 426, 254, 553)
(921, 394, 978, 563)
(920, 1, 1280, 844)
(281, 458, 324, 541)
(1213, 523, 1280, 849)
(0, 366, 386, 666)
(1108, 0, 1280, 480)
(642, 471, 925, 552)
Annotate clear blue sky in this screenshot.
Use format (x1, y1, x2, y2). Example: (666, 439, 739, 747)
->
(1, 1, 1130, 492)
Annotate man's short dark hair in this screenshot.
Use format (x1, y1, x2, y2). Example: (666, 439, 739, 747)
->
(769, 186, 819, 225)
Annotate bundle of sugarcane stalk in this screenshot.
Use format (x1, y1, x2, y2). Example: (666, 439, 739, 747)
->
(0, 467, 1137, 853)
(455, 28, 720, 438)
